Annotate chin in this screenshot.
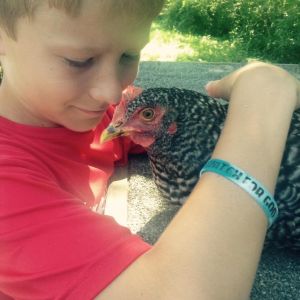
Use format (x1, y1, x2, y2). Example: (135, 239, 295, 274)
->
(64, 120, 101, 132)
(70, 125, 98, 132)
(70, 127, 95, 132)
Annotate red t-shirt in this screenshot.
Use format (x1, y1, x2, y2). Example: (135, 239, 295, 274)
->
(0, 107, 151, 299)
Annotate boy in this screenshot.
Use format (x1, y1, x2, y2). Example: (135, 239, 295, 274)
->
(0, 1, 299, 299)
(0, 1, 162, 298)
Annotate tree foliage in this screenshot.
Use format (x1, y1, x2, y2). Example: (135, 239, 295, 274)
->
(159, 0, 300, 63)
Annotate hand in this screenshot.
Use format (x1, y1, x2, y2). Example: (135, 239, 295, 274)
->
(205, 61, 300, 110)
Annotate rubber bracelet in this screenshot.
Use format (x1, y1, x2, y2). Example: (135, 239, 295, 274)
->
(200, 159, 278, 228)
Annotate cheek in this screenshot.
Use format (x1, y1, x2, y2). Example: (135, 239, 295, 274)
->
(4, 39, 85, 110)
(45, 76, 83, 99)
(31, 75, 80, 104)
(37, 65, 91, 105)
(18, 68, 83, 111)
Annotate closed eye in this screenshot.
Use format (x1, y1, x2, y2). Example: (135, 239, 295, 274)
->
(120, 53, 140, 64)
(65, 57, 94, 69)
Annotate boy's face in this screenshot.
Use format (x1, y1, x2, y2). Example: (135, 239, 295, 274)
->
(0, 1, 151, 131)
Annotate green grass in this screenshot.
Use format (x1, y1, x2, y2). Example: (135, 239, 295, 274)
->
(141, 24, 259, 63)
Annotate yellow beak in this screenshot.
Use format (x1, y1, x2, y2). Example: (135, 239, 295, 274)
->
(100, 125, 126, 143)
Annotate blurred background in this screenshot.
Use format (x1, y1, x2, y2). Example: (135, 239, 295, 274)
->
(141, 0, 300, 63)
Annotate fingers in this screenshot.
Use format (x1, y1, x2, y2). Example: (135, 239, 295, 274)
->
(205, 80, 221, 98)
(205, 68, 240, 100)
(205, 61, 300, 108)
(205, 79, 231, 100)
(204, 62, 255, 99)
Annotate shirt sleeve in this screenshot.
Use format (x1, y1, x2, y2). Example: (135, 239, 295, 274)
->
(0, 156, 151, 299)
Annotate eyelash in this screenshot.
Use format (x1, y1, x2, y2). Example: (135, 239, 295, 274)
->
(121, 53, 140, 64)
(64, 53, 140, 69)
(65, 57, 94, 69)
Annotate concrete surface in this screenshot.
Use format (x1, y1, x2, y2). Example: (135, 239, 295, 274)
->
(126, 62, 300, 299)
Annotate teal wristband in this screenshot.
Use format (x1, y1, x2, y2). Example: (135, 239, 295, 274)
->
(200, 159, 278, 228)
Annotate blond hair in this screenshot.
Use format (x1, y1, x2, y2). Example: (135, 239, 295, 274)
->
(0, 0, 165, 39)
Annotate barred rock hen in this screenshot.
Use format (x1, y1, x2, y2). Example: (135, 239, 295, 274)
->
(101, 87, 300, 250)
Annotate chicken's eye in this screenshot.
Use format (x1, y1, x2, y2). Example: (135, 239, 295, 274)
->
(140, 108, 155, 121)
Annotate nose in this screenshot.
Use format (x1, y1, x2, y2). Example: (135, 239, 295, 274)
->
(89, 70, 123, 106)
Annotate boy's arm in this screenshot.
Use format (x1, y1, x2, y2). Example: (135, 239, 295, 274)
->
(96, 63, 299, 300)
(0, 153, 150, 299)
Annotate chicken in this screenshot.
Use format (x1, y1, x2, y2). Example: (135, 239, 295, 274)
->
(101, 87, 300, 250)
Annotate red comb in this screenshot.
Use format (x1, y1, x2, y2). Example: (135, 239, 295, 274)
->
(122, 85, 143, 102)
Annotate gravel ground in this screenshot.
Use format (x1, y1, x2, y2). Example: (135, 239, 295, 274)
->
(127, 62, 300, 300)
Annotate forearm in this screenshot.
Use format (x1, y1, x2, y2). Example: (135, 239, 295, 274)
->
(213, 70, 296, 192)
(150, 72, 296, 299)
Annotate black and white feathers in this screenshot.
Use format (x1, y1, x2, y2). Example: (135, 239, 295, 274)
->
(103, 87, 300, 249)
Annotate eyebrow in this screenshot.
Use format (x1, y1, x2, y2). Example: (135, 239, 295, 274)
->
(51, 44, 146, 56)
(50, 44, 101, 53)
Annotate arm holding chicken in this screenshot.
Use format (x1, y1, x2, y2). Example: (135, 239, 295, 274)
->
(97, 62, 300, 300)
(102, 62, 300, 249)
